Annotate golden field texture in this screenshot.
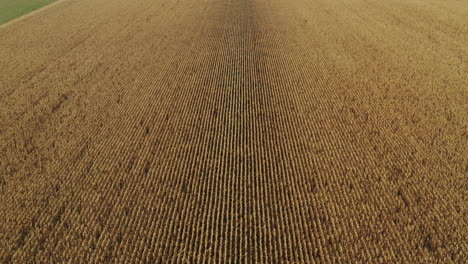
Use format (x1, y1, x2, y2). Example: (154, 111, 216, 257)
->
(0, 0, 466, 262)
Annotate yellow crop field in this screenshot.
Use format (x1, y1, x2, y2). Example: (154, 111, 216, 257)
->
(0, 0, 466, 262)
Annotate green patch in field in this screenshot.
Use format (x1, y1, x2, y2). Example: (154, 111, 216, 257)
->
(0, 0, 56, 25)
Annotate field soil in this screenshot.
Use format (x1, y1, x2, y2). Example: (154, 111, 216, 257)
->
(0, 0, 466, 262)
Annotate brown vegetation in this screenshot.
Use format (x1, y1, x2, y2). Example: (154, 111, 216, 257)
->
(0, 0, 466, 262)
